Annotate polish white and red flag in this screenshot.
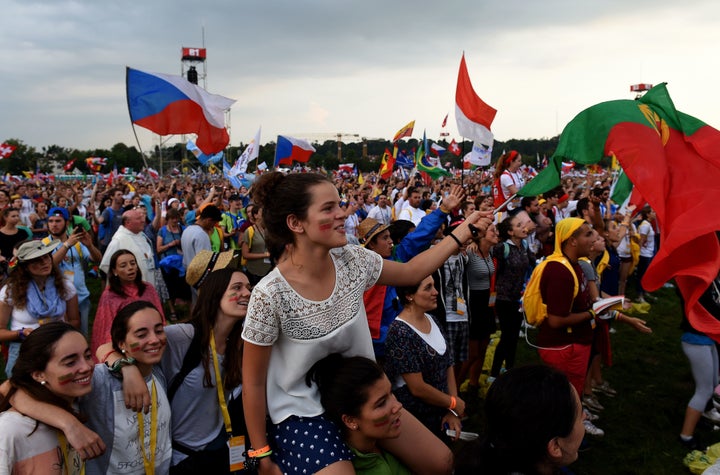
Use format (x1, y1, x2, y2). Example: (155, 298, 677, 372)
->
(455, 54, 496, 147)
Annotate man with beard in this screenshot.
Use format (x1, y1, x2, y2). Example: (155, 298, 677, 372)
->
(43, 207, 102, 336)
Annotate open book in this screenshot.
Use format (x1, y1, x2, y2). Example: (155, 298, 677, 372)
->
(593, 296, 625, 314)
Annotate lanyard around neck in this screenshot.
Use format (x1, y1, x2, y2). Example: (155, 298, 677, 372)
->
(57, 432, 85, 475)
(209, 329, 233, 435)
(137, 378, 158, 475)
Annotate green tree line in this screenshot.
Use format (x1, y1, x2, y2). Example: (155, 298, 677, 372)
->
(0, 136, 567, 176)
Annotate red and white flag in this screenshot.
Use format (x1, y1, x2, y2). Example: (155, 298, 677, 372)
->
(0, 143, 17, 159)
(448, 139, 462, 156)
(63, 158, 76, 172)
(455, 54, 496, 146)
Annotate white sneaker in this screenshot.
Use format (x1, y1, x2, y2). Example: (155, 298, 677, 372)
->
(584, 420, 605, 437)
(703, 408, 720, 424)
(583, 408, 600, 422)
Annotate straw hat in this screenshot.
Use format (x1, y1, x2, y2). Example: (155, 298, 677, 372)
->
(357, 217, 391, 248)
(185, 250, 242, 289)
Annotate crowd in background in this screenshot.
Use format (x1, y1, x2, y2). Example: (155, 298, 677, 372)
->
(0, 153, 705, 475)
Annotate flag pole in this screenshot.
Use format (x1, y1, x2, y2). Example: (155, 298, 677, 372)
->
(460, 138, 466, 189)
(125, 67, 153, 181)
(493, 193, 517, 215)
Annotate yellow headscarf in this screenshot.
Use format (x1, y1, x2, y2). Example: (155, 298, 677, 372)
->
(553, 217, 586, 257)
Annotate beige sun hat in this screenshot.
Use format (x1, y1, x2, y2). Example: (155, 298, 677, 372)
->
(185, 249, 243, 289)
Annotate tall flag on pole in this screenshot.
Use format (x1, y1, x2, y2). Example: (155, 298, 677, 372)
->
(392, 120, 415, 142)
(0, 143, 17, 159)
(518, 82, 720, 342)
(378, 148, 395, 179)
(274, 135, 316, 166)
(126, 67, 235, 155)
(232, 127, 261, 175)
(416, 131, 451, 179)
(455, 54, 497, 146)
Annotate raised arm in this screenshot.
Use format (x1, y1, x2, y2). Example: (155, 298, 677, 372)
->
(378, 210, 492, 287)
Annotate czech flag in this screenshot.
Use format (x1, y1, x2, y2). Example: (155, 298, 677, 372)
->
(126, 67, 235, 155)
(274, 135, 316, 166)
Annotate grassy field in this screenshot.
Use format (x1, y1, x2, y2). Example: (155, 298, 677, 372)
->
(460, 284, 710, 475)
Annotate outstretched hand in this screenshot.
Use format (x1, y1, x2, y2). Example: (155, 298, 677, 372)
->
(440, 184, 466, 212)
(624, 314, 652, 334)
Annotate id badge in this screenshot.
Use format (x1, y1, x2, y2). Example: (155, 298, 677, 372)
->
(456, 297, 467, 316)
(228, 435, 246, 471)
(488, 292, 497, 307)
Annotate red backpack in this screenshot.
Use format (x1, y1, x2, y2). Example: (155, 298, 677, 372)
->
(493, 171, 514, 210)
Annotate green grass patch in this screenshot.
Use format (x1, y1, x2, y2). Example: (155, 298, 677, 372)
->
(461, 285, 704, 475)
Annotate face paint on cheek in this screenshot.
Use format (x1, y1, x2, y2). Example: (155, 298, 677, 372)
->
(57, 373, 75, 385)
(371, 415, 391, 427)
(319, 218, 333, 231)
(227, 292, 240, 302)
(128, 342, 142, 353)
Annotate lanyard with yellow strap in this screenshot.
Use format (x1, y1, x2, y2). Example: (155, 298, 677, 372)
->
(209, 330, 246, 472)
(57, 432, 85, 475)
(136, 378, 158, 475)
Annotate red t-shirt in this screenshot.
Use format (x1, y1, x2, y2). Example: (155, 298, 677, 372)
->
(537, 260, 594, 346)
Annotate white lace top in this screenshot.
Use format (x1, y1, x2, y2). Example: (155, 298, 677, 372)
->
(242, 244, 383, 424)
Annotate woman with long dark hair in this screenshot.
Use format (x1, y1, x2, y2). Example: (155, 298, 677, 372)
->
(0, 240, 79, 376)
(110, 265, 252, 474)
(84, 301, 173, 474)
(384, 275, 462, 437)
(489, 211, 534, 381)
(90, 249, 164, 360)
(463, 223, 499, 391)
(0, 322, 93, 473)
(308, 354, 409, 475)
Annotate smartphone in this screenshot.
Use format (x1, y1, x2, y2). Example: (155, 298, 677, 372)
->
(73, 226, 83, 235)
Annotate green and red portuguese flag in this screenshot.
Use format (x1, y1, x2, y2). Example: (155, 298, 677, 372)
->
(520, 83, 720, 341)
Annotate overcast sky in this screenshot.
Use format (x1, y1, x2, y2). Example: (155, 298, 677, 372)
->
(2, 0, 719, 153)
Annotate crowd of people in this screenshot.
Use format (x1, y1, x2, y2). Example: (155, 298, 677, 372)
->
(0, 152, 707, 474)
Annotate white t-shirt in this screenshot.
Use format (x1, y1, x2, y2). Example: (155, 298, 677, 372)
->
(242, 245, 383, 424)
(344, 213, 360, 238)
(398, 206, 424, 227)
(83, 366, 172, 474)
(0, 276, 77, 331)
(500, 171, 524, 210)
(638, 220, 655, 257)
(367, 205, 392, 225)
(0, 410, 82, 475)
